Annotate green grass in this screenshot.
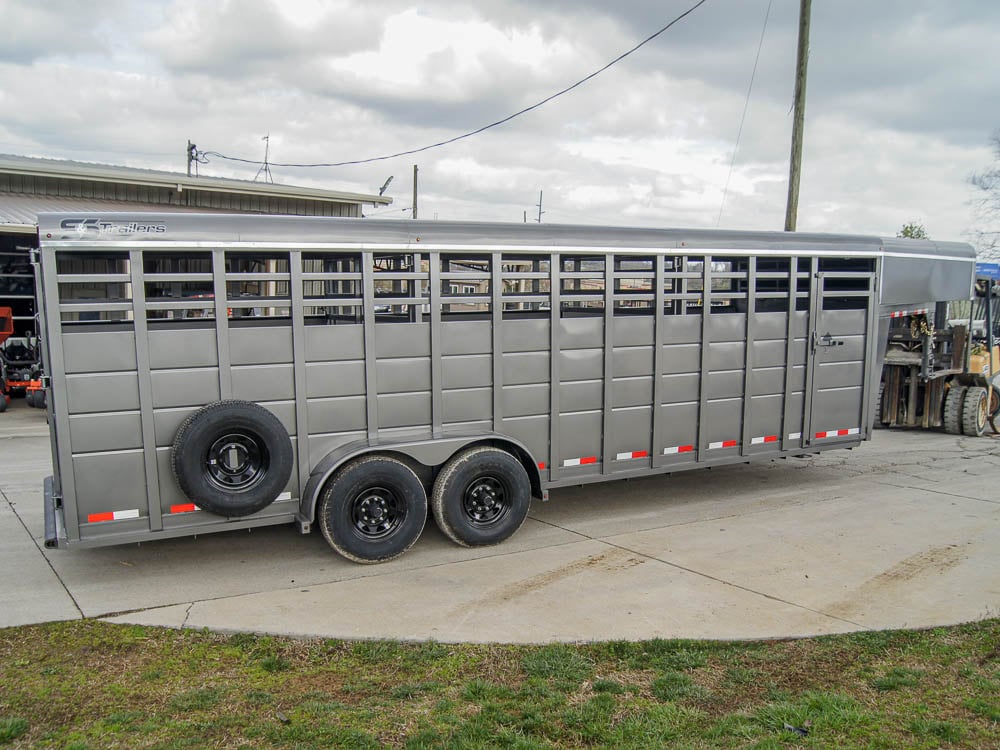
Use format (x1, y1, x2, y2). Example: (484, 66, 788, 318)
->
(0, 619, 998, 748)
(0, 719, 29, 743)
(871, 666, 924, 691)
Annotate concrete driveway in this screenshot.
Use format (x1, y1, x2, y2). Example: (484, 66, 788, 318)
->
(2, 398, 998, 643)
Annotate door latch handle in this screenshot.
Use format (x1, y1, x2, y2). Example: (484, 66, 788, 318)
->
(813, 332, 845, 351)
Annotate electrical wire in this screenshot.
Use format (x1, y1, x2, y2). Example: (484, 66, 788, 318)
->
(200, 0, 711, 169)
(717, 0, 772, 227)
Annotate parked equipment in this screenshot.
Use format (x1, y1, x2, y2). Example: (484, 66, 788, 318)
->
(35, 213, 976, 561)
(0, 306, 44, 411)
(877, 276, 1000, 436)
(0, 306, 9, 412)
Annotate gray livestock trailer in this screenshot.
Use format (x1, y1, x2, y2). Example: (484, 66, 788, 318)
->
(36, 213, 975, 562)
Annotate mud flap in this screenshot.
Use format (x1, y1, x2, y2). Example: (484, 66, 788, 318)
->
(43, 475, 65, 549)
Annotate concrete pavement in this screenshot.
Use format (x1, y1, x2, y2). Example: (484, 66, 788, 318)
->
(2, 396, 998, 642)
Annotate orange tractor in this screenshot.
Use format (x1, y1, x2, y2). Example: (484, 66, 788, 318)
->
(0, 306, 44, 412)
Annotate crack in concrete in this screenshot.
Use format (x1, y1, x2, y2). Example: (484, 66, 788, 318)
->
(1, 485, 85, 620)
(528, 516, 869, 632)
(865, 478, 1000, 505)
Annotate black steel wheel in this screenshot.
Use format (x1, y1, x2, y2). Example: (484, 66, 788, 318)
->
(171, 400, 294, 517)
(962, 386, 988, 437)
(431, 446, 531, 547)
(943, 384, 966, 435)
(205, 432, 267, 491)
(318, 455, 427, 563)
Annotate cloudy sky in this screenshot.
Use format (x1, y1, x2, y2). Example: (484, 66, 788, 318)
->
(2, 0, 998, 247)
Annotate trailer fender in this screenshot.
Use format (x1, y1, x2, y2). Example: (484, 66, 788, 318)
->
(298, 433, 542, 529)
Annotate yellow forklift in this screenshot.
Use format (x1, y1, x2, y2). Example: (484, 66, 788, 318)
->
(877, 274, 1000, 436)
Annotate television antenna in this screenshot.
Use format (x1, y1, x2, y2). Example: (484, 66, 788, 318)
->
(254, 135, 274, 183)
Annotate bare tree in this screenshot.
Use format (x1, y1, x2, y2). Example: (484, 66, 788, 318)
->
(970, 131, 1000, 257)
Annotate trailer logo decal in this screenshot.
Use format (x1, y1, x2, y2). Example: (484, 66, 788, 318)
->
(563, 456, 598, 467)
(814, 427, 860, 439)
(616, 450, 649, 461)
(87, 509, 140, 523)
(60, 217, 167, 237)
(663, 445, 695, 455)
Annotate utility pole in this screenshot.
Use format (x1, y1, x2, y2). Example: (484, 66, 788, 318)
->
(186, 141, 197, 177)
(784, 0, 811, 232)
(412, 164, 419, 220)
(536, 190, 544, 223)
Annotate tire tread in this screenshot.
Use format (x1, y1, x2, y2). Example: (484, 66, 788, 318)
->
(943, 385, 966, 435)
(171, 399, 293, 517)
(962, 386, 988, 437)
(431, 446, 530, 548)
(318, 454, 427, 564)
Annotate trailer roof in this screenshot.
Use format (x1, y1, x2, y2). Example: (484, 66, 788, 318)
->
(37, 211, 976, 262)
(1, 154, 391, 207)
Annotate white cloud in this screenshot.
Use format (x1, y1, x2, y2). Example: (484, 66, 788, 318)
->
(1, 0, 997, 250)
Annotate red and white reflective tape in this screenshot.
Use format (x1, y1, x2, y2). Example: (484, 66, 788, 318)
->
(815, 427, 860, 439)
(788, 432, 802, 440)
(537, 461, 547, 470)
(170, 503, 198, 514)
(750, 435, 779, 445)
(616, 450, 649, 461)
(87, 509, 140, 523)
(708, 439, 738, 450)
(889, 308, 928, 319)
(663, 444, 695, 455)
(563, 456, 598, 467)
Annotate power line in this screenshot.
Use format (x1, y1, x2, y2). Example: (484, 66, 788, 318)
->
(199, 0, 711, 170)
(717, 0, 772, 227)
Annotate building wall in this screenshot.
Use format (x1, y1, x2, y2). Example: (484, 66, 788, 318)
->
(0, 173, 361, 218)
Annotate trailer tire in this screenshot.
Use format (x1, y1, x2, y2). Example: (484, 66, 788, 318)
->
(0, 394, 6, 413)
(171, 400, 293, 518)
(317, 455, 427, 563)
(431, 447, 531, 547)
(962, 386, 988, 437)
(943, 385, 966, 435)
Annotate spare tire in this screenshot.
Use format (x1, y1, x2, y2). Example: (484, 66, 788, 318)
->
(171, 400, 294, 518)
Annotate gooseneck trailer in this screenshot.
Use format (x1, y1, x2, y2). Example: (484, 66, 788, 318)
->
(36, 213, 975, 562)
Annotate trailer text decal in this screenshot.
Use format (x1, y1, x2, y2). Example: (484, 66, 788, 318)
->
(60, 218, 167, 236)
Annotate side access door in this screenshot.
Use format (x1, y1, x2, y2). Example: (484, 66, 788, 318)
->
(803, 258, 879, 447)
